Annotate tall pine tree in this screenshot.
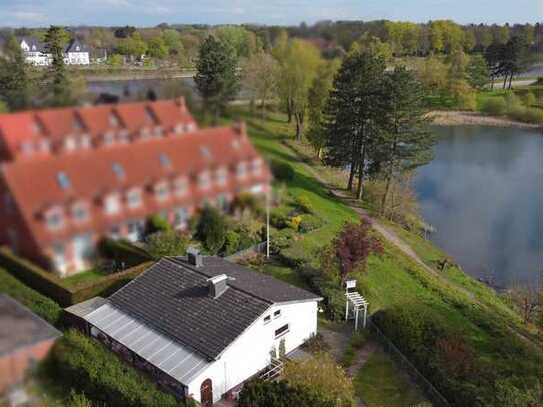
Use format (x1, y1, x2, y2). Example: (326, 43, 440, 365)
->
(376, 66, 434, 216)
(323, 50, 386, 199)
(44, 25, 72, 107)
(195, 35, 239, 122)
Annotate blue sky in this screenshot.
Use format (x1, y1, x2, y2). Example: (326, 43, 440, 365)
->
(1, 0, 541, 27)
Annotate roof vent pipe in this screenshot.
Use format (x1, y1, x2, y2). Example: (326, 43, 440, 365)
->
(187, 247, 203, 268)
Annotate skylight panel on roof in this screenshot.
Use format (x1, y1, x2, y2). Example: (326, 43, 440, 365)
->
(112, 162, 125, 180)
(159, 153, 171, 168)
(57, 172, 71, 190)
(200, 146, 211, 158)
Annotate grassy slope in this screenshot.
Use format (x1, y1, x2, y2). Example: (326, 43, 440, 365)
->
(354, 349, 427, 407)
(224, 107, 543, 402)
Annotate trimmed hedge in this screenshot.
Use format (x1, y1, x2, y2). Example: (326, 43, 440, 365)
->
(0, 267, 62, 325)
(69, 262, 152, 304)
(0, 246, 152, 306)
(98, 238, 153, 268)
(49, 330, 180, 407)
(0, 246, 72, 306)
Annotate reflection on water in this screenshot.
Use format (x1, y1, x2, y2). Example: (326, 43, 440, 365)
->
(414, 126, 543, 287)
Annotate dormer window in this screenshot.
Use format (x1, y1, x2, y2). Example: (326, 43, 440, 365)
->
(72, 202, 89, 223)
(109, 113, 120, 127)
(236, 162, 248, 179)
(153, 126, 163, 137)
(103, 131, 114, 146)
(126, 188, 142, 209)
(46, 208, 64, 230)
(174, 177, 188, 197)
(198, 172, 211, 190)
(216, 167, 228, 186)
(64, 137, 76, 151)
(21, 141, 34, 155)
(140, 127, 150, 139)
(174, 124, 184, 135)
(104, 194, 120, 215)
(80, 135, 91, 149)
(155, 182, 170, 202)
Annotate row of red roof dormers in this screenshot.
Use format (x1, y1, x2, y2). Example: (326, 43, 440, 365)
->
(0, 98, 196, 161)
(1, 124, 268, 243)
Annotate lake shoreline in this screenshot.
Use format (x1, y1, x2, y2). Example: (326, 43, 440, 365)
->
(429, 110, 542, 130)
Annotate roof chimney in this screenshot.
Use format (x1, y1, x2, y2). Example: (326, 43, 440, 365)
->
(208, 274, 228, 299)
(187, 247, 203, 267)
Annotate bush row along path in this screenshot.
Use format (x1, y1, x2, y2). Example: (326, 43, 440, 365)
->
(282, 140, 543, 355)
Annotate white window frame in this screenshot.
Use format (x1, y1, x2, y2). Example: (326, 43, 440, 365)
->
(155, 182, 170, 202)
(174, 177, 189, 197)
(274, 323, 290, 339)
(104, 194, 121, 215)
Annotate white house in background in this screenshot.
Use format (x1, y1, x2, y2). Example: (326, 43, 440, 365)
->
(19, 37, 90, 66)
(19, 37, 50, 66)
(64, 39, 90, 65)
(65, 253, 322, 406)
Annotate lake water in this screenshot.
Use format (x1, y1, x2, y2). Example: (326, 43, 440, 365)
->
(414, 126, 543, 287)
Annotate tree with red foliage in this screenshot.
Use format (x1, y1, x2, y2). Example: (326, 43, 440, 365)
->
(334, 219, 383, 282)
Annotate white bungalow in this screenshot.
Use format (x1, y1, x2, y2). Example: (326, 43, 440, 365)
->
(65, 252, 322, 406)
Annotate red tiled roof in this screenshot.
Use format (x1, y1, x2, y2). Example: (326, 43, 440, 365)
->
(0, 98, 196, 159)
(1, 125, 270, 245)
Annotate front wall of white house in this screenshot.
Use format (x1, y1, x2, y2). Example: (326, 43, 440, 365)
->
(186, 300, 318, 403)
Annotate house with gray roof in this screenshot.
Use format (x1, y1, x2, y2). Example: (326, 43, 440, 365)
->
(65, 253, 322, 406)
(19, 37, 90, 66)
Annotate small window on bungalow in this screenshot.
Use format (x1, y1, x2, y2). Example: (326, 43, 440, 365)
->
(57, 172, 71, 190)
(159, 153, 171, 169)
(112, 162, 125, 180)
(264, 315, 271, 324)
(274, 324, 289, 338)
(274, 309, 281, 319)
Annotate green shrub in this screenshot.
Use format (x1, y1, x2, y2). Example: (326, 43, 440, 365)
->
(0, 246, 72, 306)
(299, 214, 324, 233)
(49, 330, 179, 407)
(145, 214, 172, 236)
(271, 161, 294, 181)
(223, 230, 241, 255)
(523, 91, 537, 107)
(270, 228, 296, 254)
(0, 268, 62, 325)
(196, 206, 227, 254)
(295, 194, 314, 214)
(238, 379, 332, 407)
(481, 97, 507, 116)
(270, 206, 291, 229)
(145, 231, 189, 258)
(232, 192, 263, 216)
(285, 215, 302, 231)
(505, 92, 523, 112)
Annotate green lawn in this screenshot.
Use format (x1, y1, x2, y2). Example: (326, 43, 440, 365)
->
(354, 350, 427, 407)
(61, 268, 108, 288)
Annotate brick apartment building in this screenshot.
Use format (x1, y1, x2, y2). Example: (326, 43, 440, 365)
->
(0, 99, 270, 275)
